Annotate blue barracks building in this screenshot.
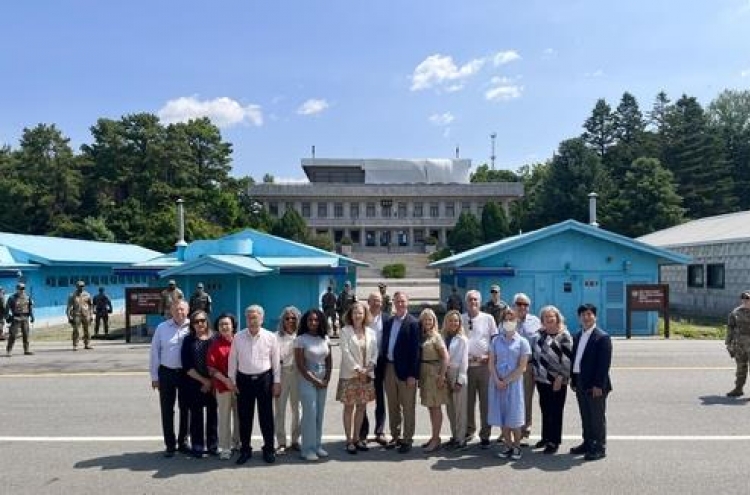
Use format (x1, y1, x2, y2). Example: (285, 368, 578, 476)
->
(430, 220, 689, 336)
(0, 232, 161, 321)
(125, 229, 367, 332)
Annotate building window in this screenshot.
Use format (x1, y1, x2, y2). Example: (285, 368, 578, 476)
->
(91, 275, 100, 286)
(269, 202, 279, 216)
(687, 265, 704, 288)
(381, 205, 392, 218)
(317, 202, 328, 218)
(445, 202, 455, 217)
(397, 202, 407, 218)
(58, 276, 68, 287)
(334, 202, 344, 218)
(707, 263, 725, 289)
(301, 202, 311, 218)
(461, 201, 471, 214)
(429, 202, 439, 218)
(413, 202, 423, 218)
(46, 277, 56, 287)
(350, 203, 359, 219)
(414, 229, 425, 244)
(366, 202, 376, 218)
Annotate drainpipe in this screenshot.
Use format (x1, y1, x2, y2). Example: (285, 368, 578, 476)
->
(588, 192, 599, 228)
(175, 198, 188, 261)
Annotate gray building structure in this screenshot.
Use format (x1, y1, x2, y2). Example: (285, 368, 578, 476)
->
(249, 158, 524, 251)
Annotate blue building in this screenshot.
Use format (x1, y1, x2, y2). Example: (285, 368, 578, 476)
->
(124, 229, 367, 331)
(429, 220, 689, 336)
(0, 232, 162, 320)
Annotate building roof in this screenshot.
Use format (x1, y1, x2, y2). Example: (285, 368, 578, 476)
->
(637, 210, 750, 247)
(430, 219, 690, 268)
(0, 232, 162, 266)
(301, 158, 472, 184)
(159, 255, 274, 278)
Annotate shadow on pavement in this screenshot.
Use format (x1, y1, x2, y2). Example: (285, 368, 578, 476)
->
(430, 446, 586, 472)
(699, 395, 750, 406)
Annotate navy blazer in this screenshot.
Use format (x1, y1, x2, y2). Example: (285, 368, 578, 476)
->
(570, 326, 613, 393)
(379, 313, 421, 381)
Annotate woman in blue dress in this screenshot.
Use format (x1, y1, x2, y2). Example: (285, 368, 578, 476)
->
(488, 307, 531, 461)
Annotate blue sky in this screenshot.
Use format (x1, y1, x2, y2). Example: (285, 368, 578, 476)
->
(1, 0, 749, 181)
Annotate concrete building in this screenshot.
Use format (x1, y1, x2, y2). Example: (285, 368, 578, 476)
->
(638, 210, 750, 318)
(0, 232, 161, 321)
(430, 220, 689, 336)
(248, 158, 523, 250)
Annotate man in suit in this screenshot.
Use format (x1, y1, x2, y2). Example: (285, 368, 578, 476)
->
(380, 291, 421, 453)
(570, 303, 612, 461)
(360, 291, 390, 445)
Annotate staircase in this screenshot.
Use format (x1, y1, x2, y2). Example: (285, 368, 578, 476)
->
(351, 251, 437, 279)
(352, 251, 440, 307)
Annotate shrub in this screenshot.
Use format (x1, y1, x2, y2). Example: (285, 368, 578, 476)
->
(381, 263, 406, 279)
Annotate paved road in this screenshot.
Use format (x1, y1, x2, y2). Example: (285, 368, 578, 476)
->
(1, 339, 748, 495)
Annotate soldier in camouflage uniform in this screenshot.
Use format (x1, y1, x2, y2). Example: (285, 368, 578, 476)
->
(188, 282, 212, 316)
(378, 282, 392, 315)
(0, 287, 6, 340)
(5, 282, 35, 356)
(336, 281, 357, 330)
(321, 286, 338, 336)
(159, 280, 184, 318)
(725, 291, 750, 397)
(482, 284, 508, 326)
(67, 280, 94, 350)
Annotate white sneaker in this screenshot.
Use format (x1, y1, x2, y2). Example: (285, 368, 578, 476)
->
(316, 448, 329, 458)
(302, 452, 319, 461)
(219, 451, 232, 460)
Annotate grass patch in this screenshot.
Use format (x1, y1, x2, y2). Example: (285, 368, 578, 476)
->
(18, 315, 145, 342)
(659, 316, 726, 340)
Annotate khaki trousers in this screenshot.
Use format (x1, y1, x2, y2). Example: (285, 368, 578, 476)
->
(446, 367, 467, 442)
(215, 390, 240, 452)
(466, 365, 491, 440)
(384, 363, 417, 443)
(274, 366, 300, 446)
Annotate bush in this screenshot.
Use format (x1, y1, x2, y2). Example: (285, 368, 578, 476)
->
(428, 247, 452, 262)
(307, 234, 334, 252)
(425, 236, 438, 246)
(340, 236, 352, 246)
(381, 263, 406, 278)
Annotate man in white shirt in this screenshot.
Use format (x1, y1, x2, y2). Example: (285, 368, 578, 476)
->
(229, 305, 281, 465)
(360, 292, 389, 445)
(149, 300, 191, 457)
(462, 289, 498, 448)
(514, 292, 542, 442)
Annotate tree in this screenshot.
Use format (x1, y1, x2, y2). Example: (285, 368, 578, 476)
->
(582, 99, 616, 157)
(481, 201, 510, 242)
(606, 158, 684, 237)
(262, 173, 275, 183)
(448, 212, 483, 253)
(707, 89, 750, 209)
(271, 208, 308, 243)
(470, 164, 519, 182)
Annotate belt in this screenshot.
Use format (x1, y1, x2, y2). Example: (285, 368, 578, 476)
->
(239, 369, 271, 380)
(421, 360, 440, 364)
(159, 365, 182, 371)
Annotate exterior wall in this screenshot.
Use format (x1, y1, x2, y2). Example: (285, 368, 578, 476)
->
(439, 230, 662, 336)
(659, 240, 750, 318)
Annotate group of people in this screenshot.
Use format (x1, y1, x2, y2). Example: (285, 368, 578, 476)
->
(149, 282, 613, 465)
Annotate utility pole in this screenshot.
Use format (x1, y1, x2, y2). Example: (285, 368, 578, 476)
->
(490, 132, 497, 170)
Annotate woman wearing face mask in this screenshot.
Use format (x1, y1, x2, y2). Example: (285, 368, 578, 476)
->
(531, 305, 573, 454)
(488, 308, 531, 461)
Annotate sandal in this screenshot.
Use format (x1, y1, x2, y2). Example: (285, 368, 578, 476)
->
(356, 440, 369, 451)
(346, 442, 358, 454)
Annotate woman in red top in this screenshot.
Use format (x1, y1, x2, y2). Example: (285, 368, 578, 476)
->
(207, 313, 240, 460)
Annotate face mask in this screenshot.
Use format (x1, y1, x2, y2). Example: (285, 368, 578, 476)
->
(503, 321, 516, 332)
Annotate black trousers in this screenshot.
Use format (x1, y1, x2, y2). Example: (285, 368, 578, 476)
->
(236, 370, 275, 453)
(158, 366, 189, 450)
(575, 387, 607, 453)
(360, 363, 386, 440)
(189, 390, 218, 452)
(536, 381, 567, 446)
(94, 314, 109, 335)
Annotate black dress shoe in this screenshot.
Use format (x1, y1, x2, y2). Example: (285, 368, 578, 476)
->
(236, 451, 252, 465)
(163, 449, 176, 458)
(397, 443, 412, 454)
(584, 450, 606, 461)
(385, 439, 400, 450)
(543, 444, 559, 454)
(534, 439, 547, 449)
(177, 444, 191, 455)
(569, 443, 589, 455)
(262, 450, 276, 464)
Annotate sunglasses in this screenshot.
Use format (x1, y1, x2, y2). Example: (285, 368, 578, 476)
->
(193, 318, 207, 324)
(515, 302, 529, 307)
(285, 316, 298, 321)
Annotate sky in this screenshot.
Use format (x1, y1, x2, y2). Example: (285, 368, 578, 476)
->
(1, 0, 749, 182)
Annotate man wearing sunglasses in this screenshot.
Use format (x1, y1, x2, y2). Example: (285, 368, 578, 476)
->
(513, 293, 542, 443)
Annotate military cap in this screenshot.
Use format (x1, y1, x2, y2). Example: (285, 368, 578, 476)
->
(168, 279, 176, 286)
(344, 281, 351, 287)
(17, 282, 25, 290)
(378, 282, 387, 289)
(490, 284, 501, 293)
(197, 282, 204, 289)
(76, 280, 85, 287)
(741, 291, 750, 300)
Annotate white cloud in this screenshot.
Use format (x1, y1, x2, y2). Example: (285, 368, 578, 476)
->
(410, 54, 485, 91)
(428, 112, 455, 126)
(485, 77, 523, 102)
(158, 96, 263, 127)
(493, 50, 521, 66)
(297, 98, 329, 116)
(584, 69, 605, 78)
(741, 68, 750, 77)
(542, 48, 557, 58)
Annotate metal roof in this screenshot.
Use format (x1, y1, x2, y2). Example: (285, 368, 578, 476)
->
(637, 210, 750, 247)
(430, 219, 690, 268)
(159, 255, 274, 278)
(0, 232, 162, 265)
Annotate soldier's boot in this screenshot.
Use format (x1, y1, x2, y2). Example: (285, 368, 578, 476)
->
(726, 387, 744, 397)
(23, 344, 33, 356)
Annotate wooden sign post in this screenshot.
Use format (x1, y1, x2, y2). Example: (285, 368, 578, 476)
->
(626, 284, 670, 339)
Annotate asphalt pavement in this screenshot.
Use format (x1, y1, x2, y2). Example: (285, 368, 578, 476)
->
(1, 338, 748, 495)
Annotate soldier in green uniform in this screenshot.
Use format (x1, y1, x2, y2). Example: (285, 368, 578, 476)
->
(726, 291, 750, 397)
(379, 282, 392, 316)
(5, 282, 34, 356)
(0, 287, 6, 341)
(67, 280, 94, 350)
(159, 280, 184, 318)
(482, 284, 508, 326)
(188, 282, 212, 316)
(336, 281, 357, 330)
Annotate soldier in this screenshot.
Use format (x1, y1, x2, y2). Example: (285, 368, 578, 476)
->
(189, 282, 212, 316)
(482, 284, 508, 326)
(67, 280, 94, 350)
(5, 282, 35, 356)
(446, 286, 463, 313)
(159, 280, 184, 318)
(379, 282, 393, 316)
(92, 287, 113, 336)
(0, 287, 6, 341)
(725, 291, 750, 397)
(321, 286, 337, 336)
(336, 281, 357, 331)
